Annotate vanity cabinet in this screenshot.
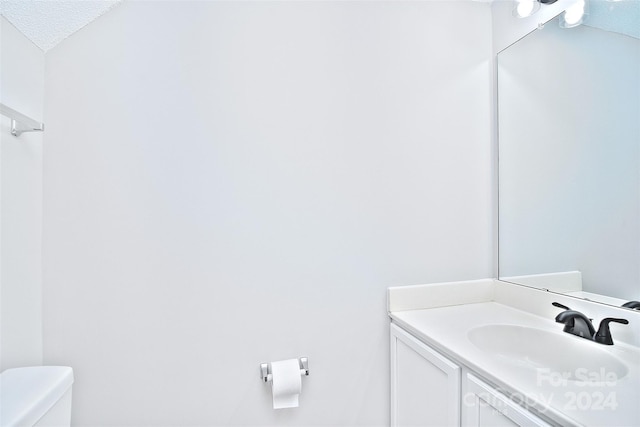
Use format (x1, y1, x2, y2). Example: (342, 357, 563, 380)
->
(464, 373, 551, 427)
(390, 323, 461, 426)
(391, 323, 553, 427)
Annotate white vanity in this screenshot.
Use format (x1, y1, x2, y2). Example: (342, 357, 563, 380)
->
(388, 279, 640, 427)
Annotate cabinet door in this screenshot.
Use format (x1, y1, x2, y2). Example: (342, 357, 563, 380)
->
(390, 323, 461, 427)
(464, 374, 552, 427)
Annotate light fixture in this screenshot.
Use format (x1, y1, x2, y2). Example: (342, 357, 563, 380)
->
(513, 0, 558, 19)
(560, 0, 587, 28)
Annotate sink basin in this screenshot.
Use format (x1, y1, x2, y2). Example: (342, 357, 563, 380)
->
(467, 324, 628, 383)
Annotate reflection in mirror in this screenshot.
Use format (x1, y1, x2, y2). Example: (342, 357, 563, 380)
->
(498, 2, 640, 309)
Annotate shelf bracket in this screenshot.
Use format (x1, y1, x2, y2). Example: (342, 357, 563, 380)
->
(1, 103, 45, 137)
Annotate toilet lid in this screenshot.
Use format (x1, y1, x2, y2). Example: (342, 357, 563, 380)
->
(0, 366, 74, 426)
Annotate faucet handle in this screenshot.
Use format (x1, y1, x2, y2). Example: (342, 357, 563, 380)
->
(622, 301, 640, 310)
(552, 302, 571, 310)
(594, 317, 629, 345)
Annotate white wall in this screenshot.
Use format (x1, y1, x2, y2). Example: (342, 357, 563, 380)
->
(498, 18, 640, 301)
(0, 16, 45, 371)
(42, 1, 493, 425)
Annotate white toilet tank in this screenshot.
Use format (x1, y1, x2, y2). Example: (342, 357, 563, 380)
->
(0, 366, 74, 427)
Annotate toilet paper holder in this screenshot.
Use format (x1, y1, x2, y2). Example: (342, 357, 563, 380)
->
(260, 357, 309, 382)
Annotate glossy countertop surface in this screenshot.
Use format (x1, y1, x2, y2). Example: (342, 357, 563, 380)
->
(390, 301, 640, 427)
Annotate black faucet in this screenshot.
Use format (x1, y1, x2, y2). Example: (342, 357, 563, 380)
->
(622, 301, 640, 310)
(555, 309, 596, 339)
(552, 302, 629, 345)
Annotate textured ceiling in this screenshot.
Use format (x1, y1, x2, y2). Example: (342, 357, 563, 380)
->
(1, 0, 636, 53)
(0, 0, 122, 52)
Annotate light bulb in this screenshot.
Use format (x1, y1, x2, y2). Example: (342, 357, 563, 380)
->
(562, 0, 586, 27)
(515, 0, 539, 17)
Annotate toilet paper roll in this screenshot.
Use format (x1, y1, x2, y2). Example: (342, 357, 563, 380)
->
(270, 359, 302, 409)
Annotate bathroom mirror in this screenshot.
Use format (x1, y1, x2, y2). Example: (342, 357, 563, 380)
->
(498, 1, 640, 307)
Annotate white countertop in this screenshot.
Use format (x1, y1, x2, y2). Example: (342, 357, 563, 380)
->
(389, 281, 640, 427)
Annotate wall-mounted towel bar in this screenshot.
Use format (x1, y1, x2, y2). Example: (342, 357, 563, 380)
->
(0, 103, 44, 137)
